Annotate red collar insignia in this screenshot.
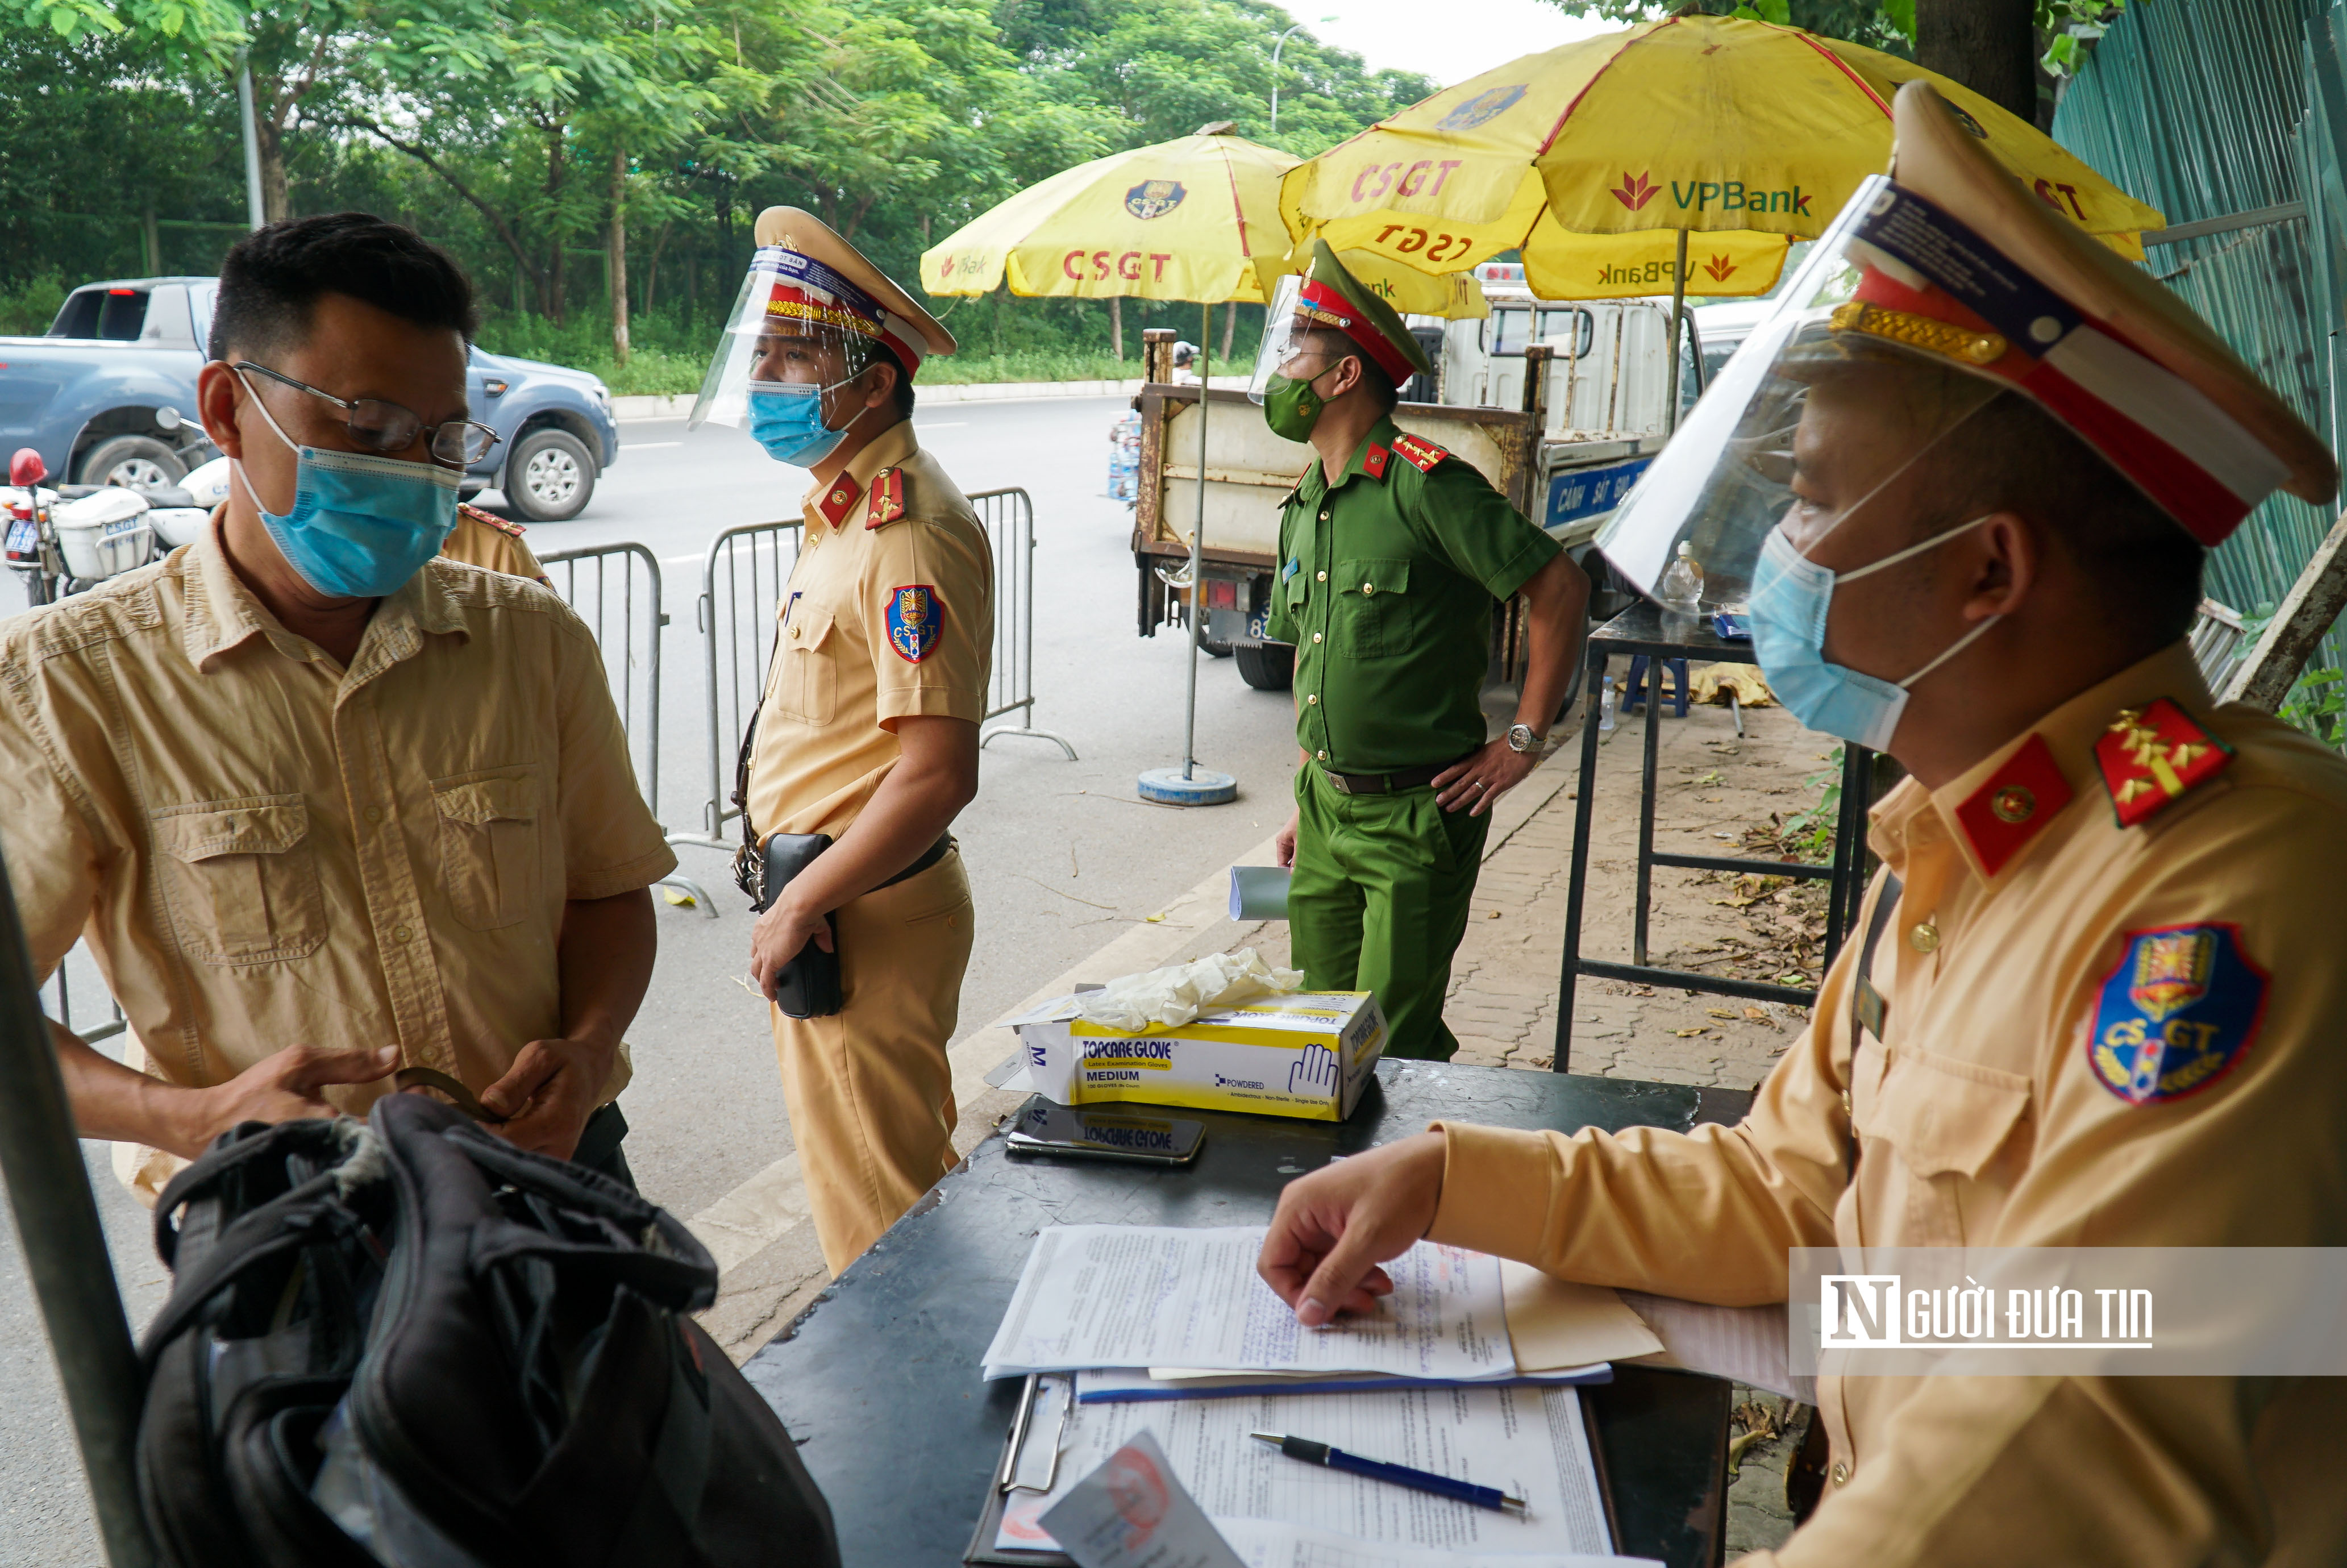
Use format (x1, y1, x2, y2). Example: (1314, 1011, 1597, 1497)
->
(1360, 443, 1391, 480)
(866, 467, 906, 530)
(1954, 731, 2073, 876)
(816, 479, 860, 529)
(2094, 697, 2233, 827)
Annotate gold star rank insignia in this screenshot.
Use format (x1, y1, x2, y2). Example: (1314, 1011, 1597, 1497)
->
(866, 467, 906, 530)
(2093, 697, 2233, 827)
(1390, 433, 1450, 473)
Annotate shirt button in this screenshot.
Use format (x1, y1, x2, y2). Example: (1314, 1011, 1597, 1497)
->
(1316, 750, 1328, 760)
(392, 925, 413, 944)
(1830, 1461, 1850, 1487)
(365, 805, 384, 824)
(1307, 693, 1318, 705)
(1362, 582, 1375, 596)
(1316, 570, 1327, 582)
(1909, 921, 1940, 954)
(1312, 631, 1324, 644)
(1318, 510, 1330, 522)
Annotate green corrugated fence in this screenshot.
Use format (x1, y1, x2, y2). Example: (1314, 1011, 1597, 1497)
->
(2053, 0, 2347, 686)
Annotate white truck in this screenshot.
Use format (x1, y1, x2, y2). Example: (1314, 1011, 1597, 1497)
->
(1129, 262, 1708, 689)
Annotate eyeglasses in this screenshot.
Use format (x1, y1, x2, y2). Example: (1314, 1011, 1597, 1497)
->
(234, 361, 502, 467)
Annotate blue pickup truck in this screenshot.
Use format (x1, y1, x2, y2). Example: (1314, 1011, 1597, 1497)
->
(0, 275, 619, 519)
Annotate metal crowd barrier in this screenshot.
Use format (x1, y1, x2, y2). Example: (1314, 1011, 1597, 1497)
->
(680, 520, 806, 855)
(968, 486, 1077, 760)
(538, 542, 715, 916)
(45, 958, 124, 1046)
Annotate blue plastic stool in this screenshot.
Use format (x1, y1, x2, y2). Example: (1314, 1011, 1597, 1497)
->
(1622, 655, 1691, 717)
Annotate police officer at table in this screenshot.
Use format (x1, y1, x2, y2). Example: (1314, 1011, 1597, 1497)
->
(1258, 240, 1589, 1061)
(700, 207, 991, 1278)
(1256, 84, 2347, 1565)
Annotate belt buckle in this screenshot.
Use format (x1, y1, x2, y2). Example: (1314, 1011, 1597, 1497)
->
(1328, 771, 1353, 796)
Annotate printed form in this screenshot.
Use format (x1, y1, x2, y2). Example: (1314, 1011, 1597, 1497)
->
(983, 1226, 1512, 1380)
(993, 1382, 1614, 1557)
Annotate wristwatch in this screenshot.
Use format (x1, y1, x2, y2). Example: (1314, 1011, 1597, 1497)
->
(1505, 723, 1543, 754)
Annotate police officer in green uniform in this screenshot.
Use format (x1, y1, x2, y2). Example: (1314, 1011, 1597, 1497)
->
(1256, 243, 1590, 1060)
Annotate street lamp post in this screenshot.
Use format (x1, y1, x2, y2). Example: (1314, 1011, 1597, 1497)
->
(1268, 18, 1334, 134)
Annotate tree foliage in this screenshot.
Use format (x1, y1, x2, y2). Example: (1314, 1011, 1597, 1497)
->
(2, 0, 1437, 377)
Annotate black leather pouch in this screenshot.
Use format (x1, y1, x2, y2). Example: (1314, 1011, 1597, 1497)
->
(736, 831, 844, 1018)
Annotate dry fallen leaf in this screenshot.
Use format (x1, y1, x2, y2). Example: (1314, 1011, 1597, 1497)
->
(1705, 1008, 1739, 1020)
(1670, 1027, 1707, 1037)
(1743, 1006, 1770, 1021)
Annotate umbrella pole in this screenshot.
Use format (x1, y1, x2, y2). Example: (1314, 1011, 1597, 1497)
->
(1184, 299, 1208, 780)
(1666, 228, 1688, 435)
(1138, 300, 1238, 806)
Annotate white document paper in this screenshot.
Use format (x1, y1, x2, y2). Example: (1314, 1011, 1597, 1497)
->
(1500, 1263, 1666, 1371)
(1212, 1516, 1659, 1568)
(984, 1226, 1513, 1382)
(1039, 1429, 1246, 1568)
(993, 1383, 1612, 1557)
(1618, 1291, 1805, 1402)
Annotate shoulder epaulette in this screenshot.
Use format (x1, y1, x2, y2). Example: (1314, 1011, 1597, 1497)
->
(866, 467, 906, 530)
(2094, 697, 2234, 827)
(1390, 432, 1450, 473)
(457, 501, 526, 539)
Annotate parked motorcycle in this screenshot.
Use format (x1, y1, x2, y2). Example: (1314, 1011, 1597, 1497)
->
(5, 446, 209, 607)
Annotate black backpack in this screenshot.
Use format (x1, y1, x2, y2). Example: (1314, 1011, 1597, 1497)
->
(134, 1091, 839, 1567)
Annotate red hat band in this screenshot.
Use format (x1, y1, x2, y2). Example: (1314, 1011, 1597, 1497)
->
(1297, 277, 1417, 388)
(1836, 187, 2288, 546)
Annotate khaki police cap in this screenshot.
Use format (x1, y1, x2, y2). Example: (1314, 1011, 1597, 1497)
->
(1869, 82, 2334, 538)
(754, 206, 956, 363)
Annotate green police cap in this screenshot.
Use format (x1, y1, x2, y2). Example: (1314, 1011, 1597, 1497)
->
(1297, 239, 1434, 383)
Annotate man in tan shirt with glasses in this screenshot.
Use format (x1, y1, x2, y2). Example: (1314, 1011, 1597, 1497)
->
(0, 213, 674, 1197)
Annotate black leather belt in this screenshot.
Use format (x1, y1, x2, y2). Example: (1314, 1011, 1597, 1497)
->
(877, 833, 955, 889)
(1318, 755, 1471, 796)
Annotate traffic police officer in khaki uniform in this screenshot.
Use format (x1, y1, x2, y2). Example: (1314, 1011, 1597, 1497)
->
(1256, 241, 1589, 1060)
(698, 208, 991, 1276)
(1256, 86, 2347, 1563)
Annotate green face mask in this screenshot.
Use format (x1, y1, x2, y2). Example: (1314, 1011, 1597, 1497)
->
(1262, 373, 1325, 442)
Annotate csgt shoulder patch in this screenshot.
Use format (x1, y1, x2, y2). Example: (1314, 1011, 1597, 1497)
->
(885, 583, 943, 663)
(1391, 432, 1450, 473)
(2086, 924, 2269, 1105)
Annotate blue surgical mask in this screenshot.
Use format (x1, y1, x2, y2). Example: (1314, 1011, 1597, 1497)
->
(747, 382, 850, 468)
(1747, 516, 2001, 750)
(234, 370, 460, 599)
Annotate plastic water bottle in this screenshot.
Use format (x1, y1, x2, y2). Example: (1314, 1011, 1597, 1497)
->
(1659, 540, 1704, 643)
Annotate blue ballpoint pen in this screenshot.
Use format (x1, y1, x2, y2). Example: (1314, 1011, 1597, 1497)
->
(1250, 1431, 1527, 1513)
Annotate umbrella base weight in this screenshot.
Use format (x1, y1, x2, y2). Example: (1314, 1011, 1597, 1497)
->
(1138, 767, 1239, 806)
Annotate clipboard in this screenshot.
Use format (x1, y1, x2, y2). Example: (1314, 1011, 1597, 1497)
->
(963, 1374, 1077, 1565)
(960, 1376, 1627, 1565)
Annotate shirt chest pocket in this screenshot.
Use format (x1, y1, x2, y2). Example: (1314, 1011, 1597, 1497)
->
(432, 769, 541, 931)
(1330, 558, 1412, 658)
(1864, 1045, 2034, 1240)
(151, 796, 326, 966)
(769, 598, 840, 726)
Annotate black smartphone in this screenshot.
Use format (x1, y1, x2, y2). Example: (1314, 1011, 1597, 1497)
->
(1002, 1095, 1206, 1167)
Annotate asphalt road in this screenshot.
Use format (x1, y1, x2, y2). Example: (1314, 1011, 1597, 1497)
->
(0, 395, 1315, 1559)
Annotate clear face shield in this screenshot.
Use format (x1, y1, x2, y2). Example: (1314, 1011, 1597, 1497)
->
(1593, 176, 2007, 611)
(690, 247, 889, 464)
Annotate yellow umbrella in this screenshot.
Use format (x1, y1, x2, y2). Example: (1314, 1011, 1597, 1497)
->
(1279, 13, 2162, 305)
(923, 127, 1295, 307)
